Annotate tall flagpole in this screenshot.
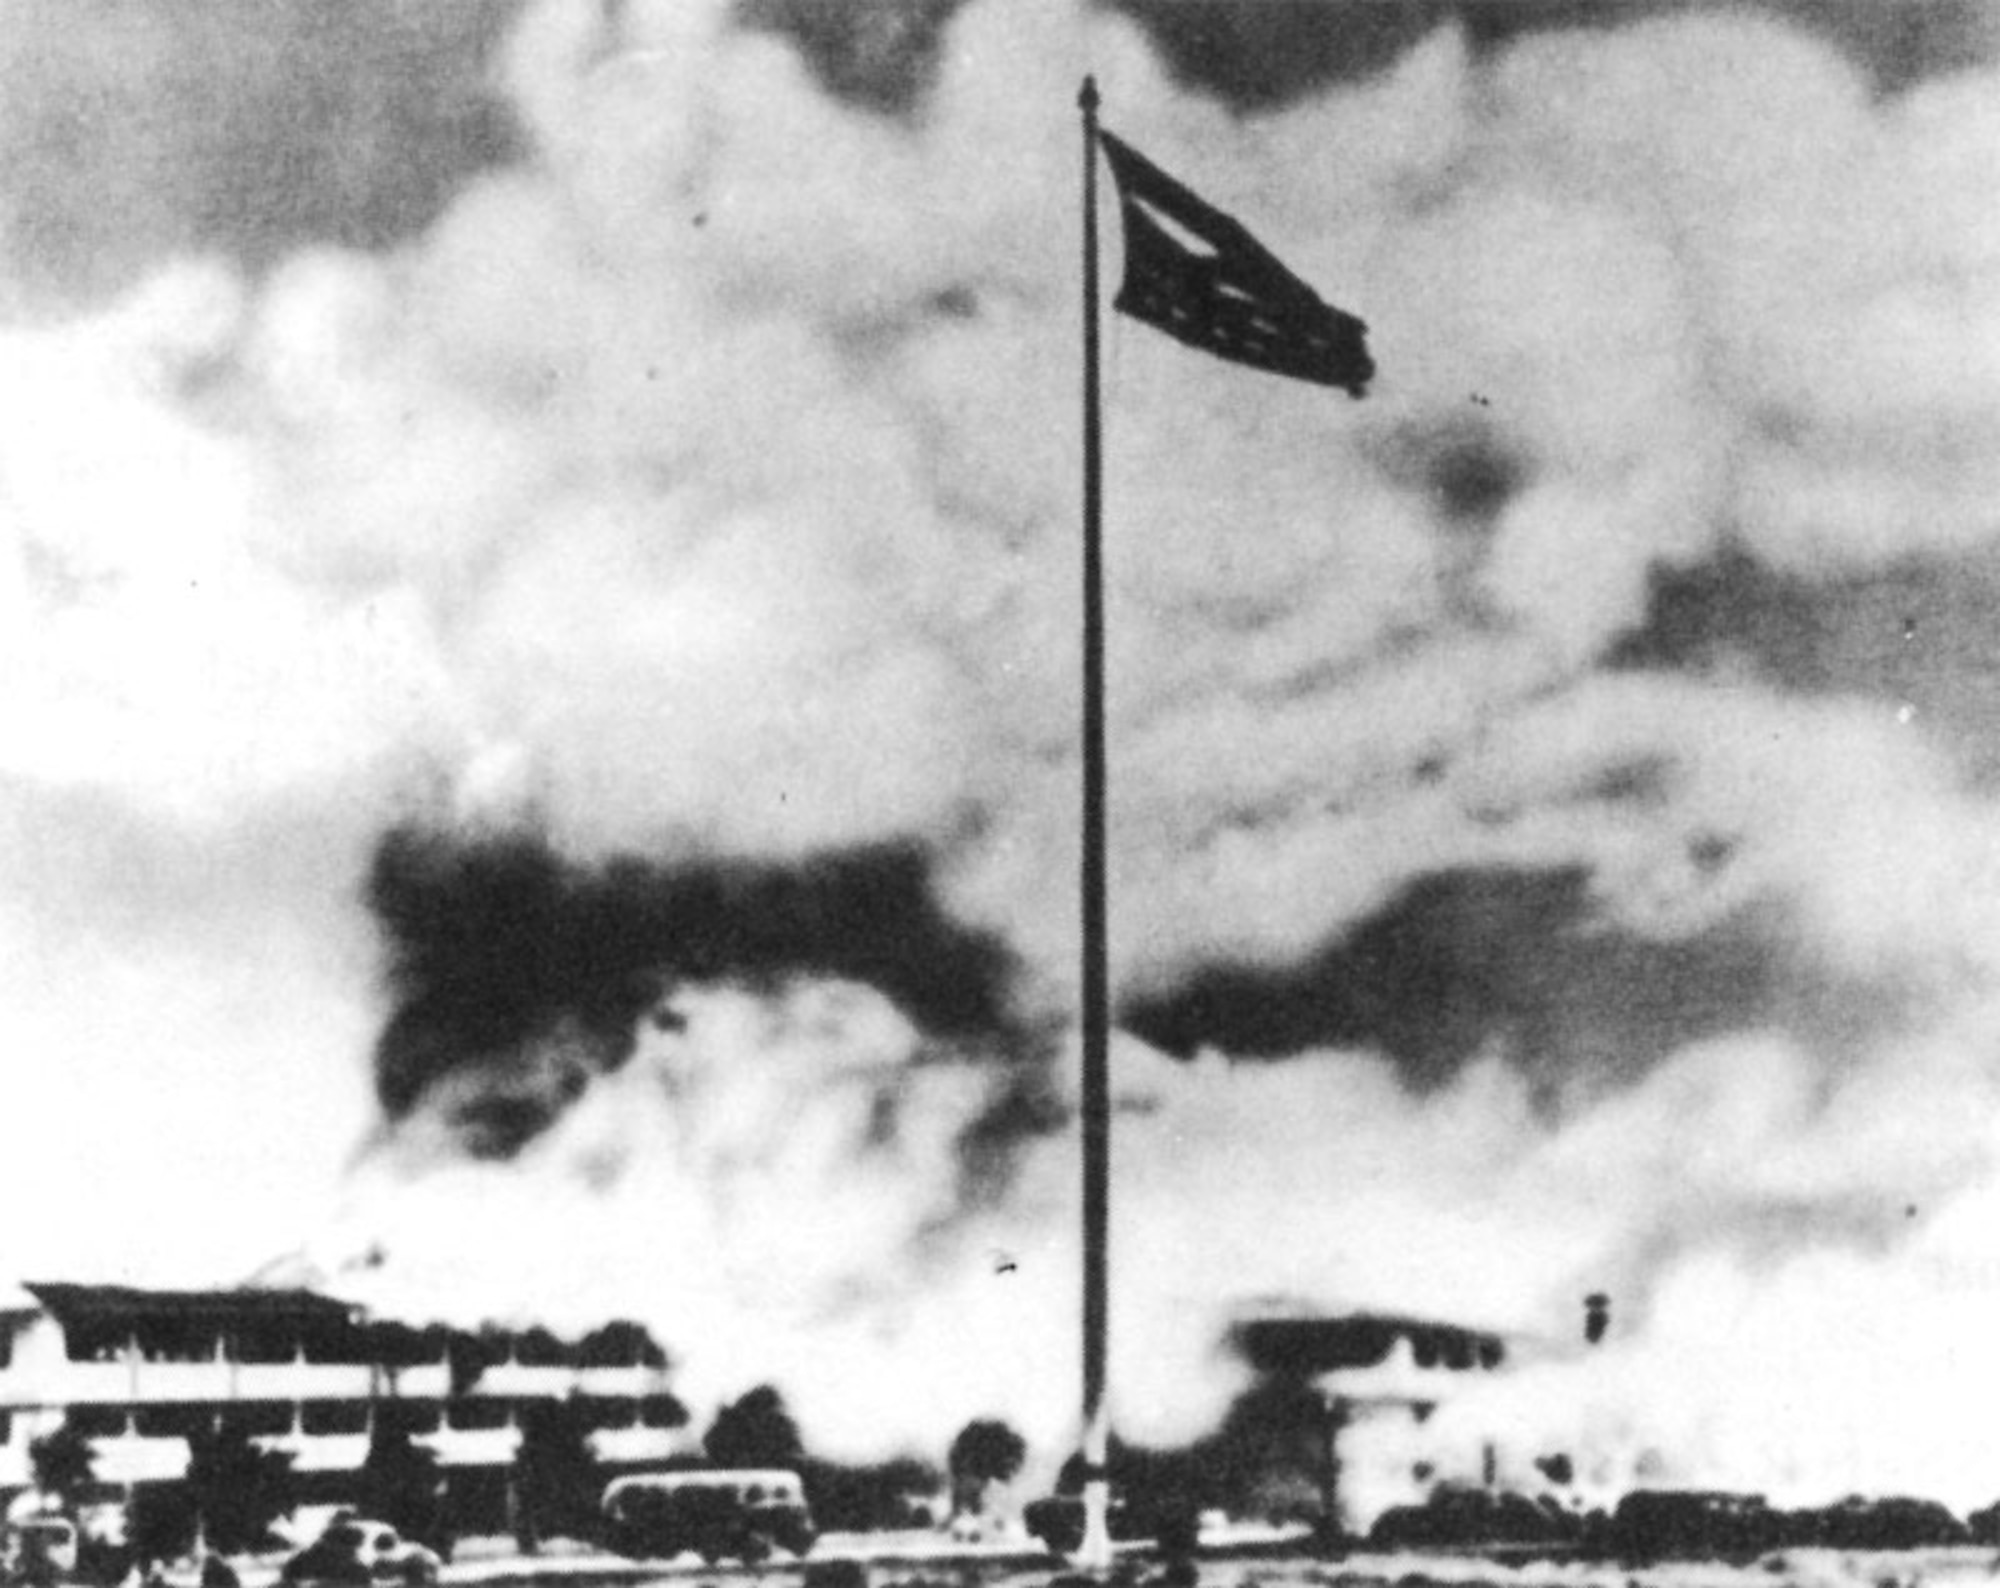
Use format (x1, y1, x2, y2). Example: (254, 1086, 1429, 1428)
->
(1076, 71, 1114, 1575)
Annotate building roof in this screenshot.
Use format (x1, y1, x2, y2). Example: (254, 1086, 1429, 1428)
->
(1230, 1312, 1507, 1376)
(22, 1282, 360, 1328)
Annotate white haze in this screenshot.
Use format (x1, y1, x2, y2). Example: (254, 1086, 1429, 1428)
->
(3, 0, 2000, 1507)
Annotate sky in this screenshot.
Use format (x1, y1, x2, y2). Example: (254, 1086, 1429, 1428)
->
(4, 0, 2000, 1506)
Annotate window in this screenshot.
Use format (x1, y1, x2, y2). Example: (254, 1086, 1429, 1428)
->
(301, 1401, 370, 1436)
(219, 1402, 294, 1439)
(134, 1317, 219, 1364)
(377, 1400, 442, 1436)
(226, 1321, 296, 1365)
(63, 1321, 128, 1363)
(446, 1400, 511, 1432)
(135, 1405, 215, 1440)
(300, 1320, 372, 1366)
(365, 1323, 445, 1368)
(574, 1398, 637, 1431)
(66, 1406, 131, 1439)
(0, 1411, 12, 1444)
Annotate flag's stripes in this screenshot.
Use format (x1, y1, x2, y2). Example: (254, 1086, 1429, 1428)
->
(1098, 130, 1373, 397)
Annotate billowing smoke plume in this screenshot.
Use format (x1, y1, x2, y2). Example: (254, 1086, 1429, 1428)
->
(7, 0, 2000, 1499)
(0, 0, 524, 311)
(364, 825, 1029, 1157)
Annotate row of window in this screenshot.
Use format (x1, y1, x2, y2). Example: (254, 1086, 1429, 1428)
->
(52, 1395, 686, 1441)
(60, 1319, 670, 1371)
(1409, 1337, 1506, 1372)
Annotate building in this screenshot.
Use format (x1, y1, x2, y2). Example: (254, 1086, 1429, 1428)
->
(1227, 1312, 1512, 1532)
(0, 1282, 688, 1528)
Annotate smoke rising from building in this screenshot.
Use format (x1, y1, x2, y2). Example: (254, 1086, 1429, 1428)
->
(364, 825, 1026, 1157)
(4, 0, 2000, 1502)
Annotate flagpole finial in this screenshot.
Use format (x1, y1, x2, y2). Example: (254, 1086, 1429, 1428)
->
(1079, 75, 1099, 113)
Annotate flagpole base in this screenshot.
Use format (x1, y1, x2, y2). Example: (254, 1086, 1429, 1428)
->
(1072, 1477, 1114, 1575)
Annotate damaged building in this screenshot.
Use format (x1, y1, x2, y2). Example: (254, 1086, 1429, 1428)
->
(1227, 1311, 1512, 1532)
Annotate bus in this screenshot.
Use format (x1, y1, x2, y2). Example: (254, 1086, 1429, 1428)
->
(601, 1471, 816, 1565)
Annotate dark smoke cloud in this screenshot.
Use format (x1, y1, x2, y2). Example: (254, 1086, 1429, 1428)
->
(1613, 547, 2000, 784)
(1124, 866, 1908, 1108)
(366, 825, 1023, 1156)
(0, 0, 525, 311)
(737, 0, 971, 114)
(5, 0, 1986, 317)
(737, 0, 1999, 120)
(1370, 411, 1535, 535)
(1103, 0, 1458, 102)
(1109, 0, 2000, 102)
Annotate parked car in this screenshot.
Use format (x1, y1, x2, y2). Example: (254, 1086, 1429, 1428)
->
(280, 1517, 440, 1586)
(1789, 1495, 1971, 1551)
(1596, 1491, 1783, 1564)
(1368, 1487, 1581, 1553)
(601, 1471, 816, 1565)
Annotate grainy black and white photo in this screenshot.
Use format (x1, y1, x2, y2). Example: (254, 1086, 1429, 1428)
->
(3, 0, 2000, 1581)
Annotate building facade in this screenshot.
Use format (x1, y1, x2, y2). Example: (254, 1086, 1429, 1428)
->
(0, 1282, 687, 1521)
(1228, 1312, 1513, 1532)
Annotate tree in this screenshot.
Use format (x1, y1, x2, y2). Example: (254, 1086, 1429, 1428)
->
(358, 1424, 448, 1555)
(949, 1420, 1026, 1490)
(947, 1419, 1026, 1521)
(512, 1398, 599, 1552)
(703, 1386, 802, 1470)
(129, 1486, 198, 1570)
(28, 1421, 96, 1509)
(1192, 1375, 1334, 1522)
(185, 1423, 296, 1554)
(799, 1457, 944, 1532)
(577, 1320, 668, 1370)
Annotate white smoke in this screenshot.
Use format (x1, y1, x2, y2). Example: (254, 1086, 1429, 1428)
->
(6, 0, 2000, 1497)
